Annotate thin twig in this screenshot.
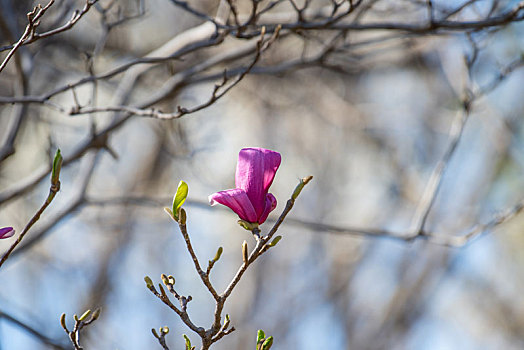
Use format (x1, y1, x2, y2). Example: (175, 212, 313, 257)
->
(0, 149, 62, 269)
(145, 279, 205, 336)
(169, 1, 524, 39)
(0, 0, 99, 53)
(409, 97, 472, 237)
(265, 175, 314, 242)
(152, 327, 171, 350)
(0, 0, 54, 73)
(422, 197, 524, 247)
(0, 117, 127, 206)
(177, 218, 221, 301)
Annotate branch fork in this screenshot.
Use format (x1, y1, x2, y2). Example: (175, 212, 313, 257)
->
(146, 175, 313, 349)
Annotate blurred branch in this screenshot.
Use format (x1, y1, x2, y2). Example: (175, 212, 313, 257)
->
(168, 0, 524, 38)
(0, 310, 69, 350)
(442, 0, 478, 20)
(0, 7, 27, 162)
(368, 247, 449, 346)
(0, 0, 99, 72)
(169, 0, 224, 29)
(2, 0, 521, 108)
(283, 196, 524, 247)
(0, 113, 24, 162)
(477, 56, 524, 95)
(93, 0, 146, 56)
(424, 197, 524, 247)
(84, 189, 524, 247)
(409, 96, 472, 237)
(262, 1, 524, 35)
(0, 33, 226, 106)
(8, 150, 99, 262)
(69, 25, 281, 119)
(0, 118, 125, 206)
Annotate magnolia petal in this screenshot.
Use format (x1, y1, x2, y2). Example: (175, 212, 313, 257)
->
(0, 226, 15, 239)
(235, 148, 281, 217)
(257, 193, 277, 224)
(208, 189, 258, 223)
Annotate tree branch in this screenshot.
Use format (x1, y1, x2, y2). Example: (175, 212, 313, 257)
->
(0, 149, 62, 269)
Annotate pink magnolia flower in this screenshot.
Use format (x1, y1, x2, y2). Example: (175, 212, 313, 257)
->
(209, 148, 281, 224)
(0, 227, 15, 239)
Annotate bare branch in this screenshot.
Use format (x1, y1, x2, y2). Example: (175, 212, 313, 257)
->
(281, 196, 524, 247)
(26, 0, 99, 44)
(168, 0, 225, 29)
(145, 278, 205, 336)
(0, 0, 55, 73)
(0, 0, 99, 72)
(69, 25, 281, 119)
(177, 214, 221, 301)
(0, 149, 62, 269)
(0, 33, 225, 106)
(84, 191, 524, 247)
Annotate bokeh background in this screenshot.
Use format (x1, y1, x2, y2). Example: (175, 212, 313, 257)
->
(1, 0, 524, 349)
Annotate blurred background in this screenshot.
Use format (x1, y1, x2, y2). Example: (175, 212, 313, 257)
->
(1, 0, 524, 349)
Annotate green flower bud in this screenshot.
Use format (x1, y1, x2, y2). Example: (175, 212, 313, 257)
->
(261, 336, 273, 350)
(144, 276, 154, 289)
(242, 240, 248, 264)
(268, 236, 282, 247)
(213, 247, 223, 262)
(257, 329, 265, 344)
(172, 181, 188, 220)
(78, 309, 91, 321)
